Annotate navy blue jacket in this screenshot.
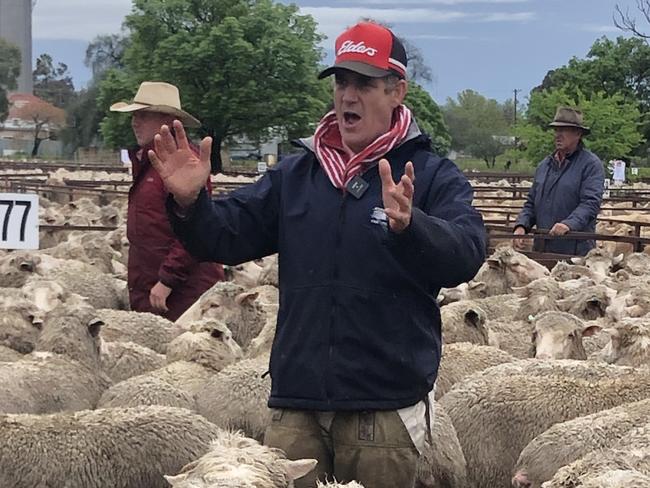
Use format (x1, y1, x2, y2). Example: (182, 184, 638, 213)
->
(515, 147, 604, 256)
(167, 134, 486, 411)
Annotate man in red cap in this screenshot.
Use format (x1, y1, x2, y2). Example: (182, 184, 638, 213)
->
(148, 22, 486, 487)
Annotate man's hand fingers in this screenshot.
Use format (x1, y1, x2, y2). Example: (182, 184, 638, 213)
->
(160, 125, 178, 154)
(405, 161, 415, 183)
(199, 136, 213, 168)
(148, 143, 165, 175)
(400, 174, 414, 200)
(173, 120, 191, 150)
(390, 188, 411, 211)
(378, 159, 395, 190)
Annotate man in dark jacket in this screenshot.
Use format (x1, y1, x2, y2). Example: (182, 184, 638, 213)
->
(514, 106, 604, 256)
(110, 82, 224, 321)
(148, 23, 486, 487)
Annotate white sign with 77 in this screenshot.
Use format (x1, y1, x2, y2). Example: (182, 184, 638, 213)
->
(0, 193, 39, 250)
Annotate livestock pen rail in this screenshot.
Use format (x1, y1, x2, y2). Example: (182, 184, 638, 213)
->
(486, 224, 650, 268)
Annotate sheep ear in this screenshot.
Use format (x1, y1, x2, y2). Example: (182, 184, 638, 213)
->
(164, 473, 187, 485)
(468, 281, 485, 291)
(285, 459, 318, 481)
(464, 309, 482, 328)
(582, 325, 602, 337)
(235, 291, 259, 306)
(486, 258, 501, 269)
(570, 257, 583, 265)
(612, 254, 624, 266)
(87, 319, 104, 338)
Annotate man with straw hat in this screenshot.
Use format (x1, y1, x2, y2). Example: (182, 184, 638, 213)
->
(513, 106, 604, 256)
(110, 81, 224, 321)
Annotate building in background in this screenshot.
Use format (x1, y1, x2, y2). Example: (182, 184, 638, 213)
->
(0, 0, 33, 94)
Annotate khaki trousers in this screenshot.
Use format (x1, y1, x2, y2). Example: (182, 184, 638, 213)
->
(264, 409, 419, 488)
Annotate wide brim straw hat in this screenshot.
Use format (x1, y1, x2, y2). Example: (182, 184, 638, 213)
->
(110, 81, 201, 128)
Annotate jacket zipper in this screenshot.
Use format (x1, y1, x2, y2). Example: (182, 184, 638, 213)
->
(326, 191, 348, 404)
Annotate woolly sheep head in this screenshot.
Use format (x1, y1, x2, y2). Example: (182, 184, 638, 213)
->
(35, 301, 104, 369)
(529, 311, 601, 360)
(474, 246, 549, 295)
(600, 319, 650, 368)
(0, 297, 44, 353)
(164, 430, 316, 488)
(571, 248, 624, 278)
(166, 319, 243, 371)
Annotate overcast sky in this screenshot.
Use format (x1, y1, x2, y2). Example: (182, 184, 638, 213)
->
(31, 0, 634, 105)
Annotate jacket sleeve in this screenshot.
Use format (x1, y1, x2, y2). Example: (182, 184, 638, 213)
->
(560, 157, 604, 232)
(386, 158, 487, 288)
(166, 168, 280, 266)
(515, 165, 541, 232)
(157, 177, 212, 289)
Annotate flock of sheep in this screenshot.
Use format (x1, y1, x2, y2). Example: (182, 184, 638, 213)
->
(0, 167, 649, 487)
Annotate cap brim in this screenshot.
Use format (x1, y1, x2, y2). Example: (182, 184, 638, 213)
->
(318, 61, 393, 79)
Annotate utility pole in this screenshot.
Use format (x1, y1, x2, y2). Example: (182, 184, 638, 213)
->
(513, 88, 521, 125)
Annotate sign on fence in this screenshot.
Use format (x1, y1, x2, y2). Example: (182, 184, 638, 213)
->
(257, 161, 268, 174)
(632, 167, 639, 176)
(0, 193, 39, 250)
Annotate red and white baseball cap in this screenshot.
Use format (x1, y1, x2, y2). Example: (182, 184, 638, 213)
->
(318, 22, 408, 79)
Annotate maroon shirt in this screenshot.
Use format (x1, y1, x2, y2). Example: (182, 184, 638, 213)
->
(127, 142, 224, 321)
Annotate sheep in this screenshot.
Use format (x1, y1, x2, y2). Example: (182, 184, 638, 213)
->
(440, 301, 489, 345)
(571, 248, 624, 279)
(98, 309, 178, 354)
(317, 482, 365, 488)
(100, 340, 166, 383)
(166, 319, 243, 370)
(0, 406, 226, 488)
(485, 319, 532, 358)
(434, 342, 516, 399)
(97, 376, 195, 410)
(0, 345, 22, 361)
(599, 319, 650, 368)
(513, 399, 650, 488)
(44, 265, 128, 310)
(469, 246, 549, 297)
(101, 321, 241, 409)
(541, 429, 650, 488)
(606, 287, 650, 321)
(164, 429, 317, 488)
(529, 311, 602, 360)
(196, 353, 271, 440)
(0, 303, 111, 414)
(514, 278, 563, 320)
(622, 251, 650, 276)
(416, 402, 468, 488)
(439, 360, 650, 488)
(177, 281, 271, 349)
(577, 469, 650, 488)
(0, 296, 43, 353)
(550, 261, 599, 282)
(556, 284, 615, 320)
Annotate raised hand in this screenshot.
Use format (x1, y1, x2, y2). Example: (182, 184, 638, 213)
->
(148, 119, 211, 208)
(378, 159, 415, 233)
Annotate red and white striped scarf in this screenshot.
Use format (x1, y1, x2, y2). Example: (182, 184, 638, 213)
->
(313, 105, 412, 189)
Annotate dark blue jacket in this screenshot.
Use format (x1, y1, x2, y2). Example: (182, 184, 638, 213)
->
(167, 134, 486, 411)
(515, 147, 604, 256)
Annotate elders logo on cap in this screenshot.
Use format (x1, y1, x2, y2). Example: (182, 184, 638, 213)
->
(318, 22, 408, 80)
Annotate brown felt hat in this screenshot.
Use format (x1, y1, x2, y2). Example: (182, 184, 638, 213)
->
(549, 106, 590, 134)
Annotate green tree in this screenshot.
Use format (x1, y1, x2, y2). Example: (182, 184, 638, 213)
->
(98, 0, 329, 172)
(33, 53, 76, 108)
(536, 36, 650, 151)
(85, 33, 129, 78)
(443, 90, 511, 167)
(404, 83, 450, 155)
(0, 38, 21, 122)
(515, 87, 644, 164)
